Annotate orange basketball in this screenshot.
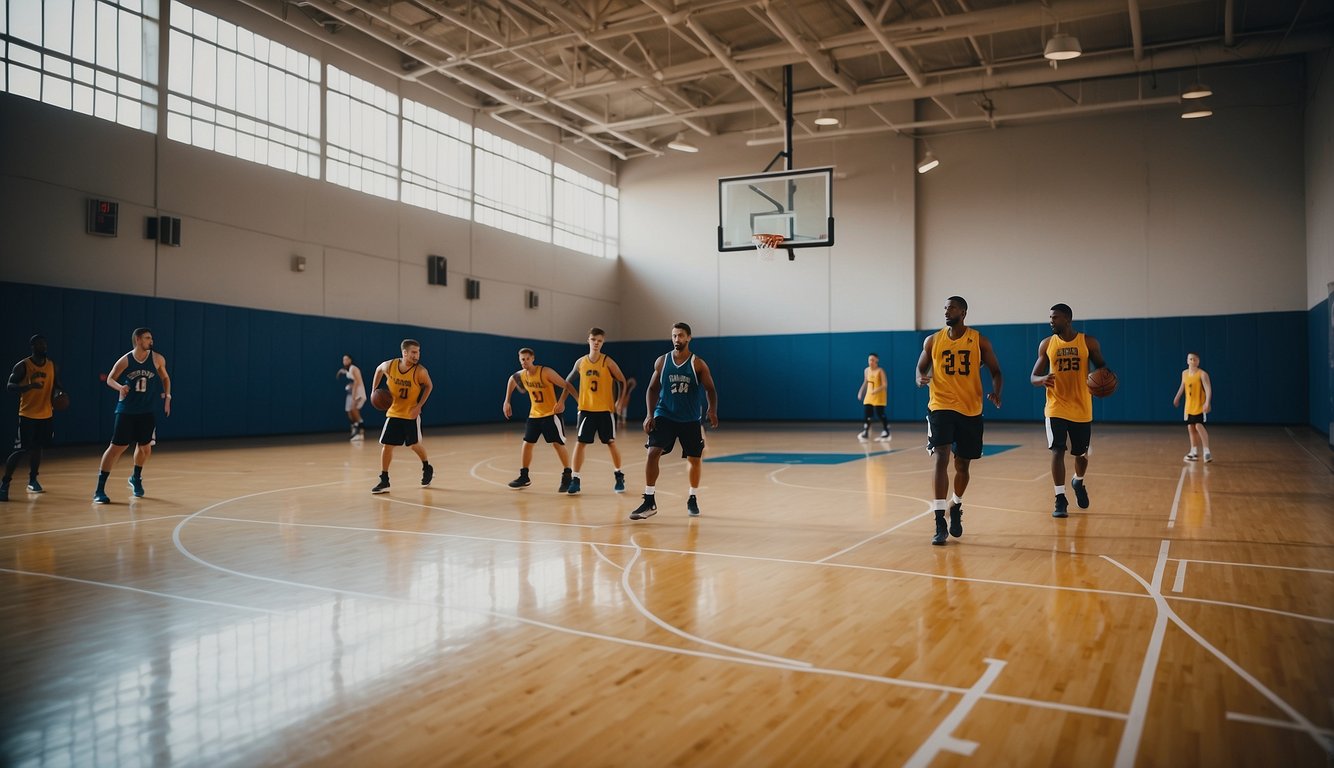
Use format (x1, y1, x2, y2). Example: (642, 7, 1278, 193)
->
(1087, 368, 1118, 398)
(370, 388, 393, 411)
(52, 391, 70, 411)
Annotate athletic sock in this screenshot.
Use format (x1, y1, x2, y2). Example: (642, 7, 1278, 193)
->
(644, 485, 656, 496)
(949, 493, 963, 506)
(132, 465, 143, 479)
(1054, 484, 1065, 496)
(934, 499, 947, 512)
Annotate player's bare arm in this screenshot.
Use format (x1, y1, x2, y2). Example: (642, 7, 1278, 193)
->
(1086, 336, 1109, 372)
(1031, 337, 1054, 388)
(980, 336, 1003, 408)
(546, 368, 576, 415)
(915, 336, 935, 387)
(1201, 370, 1212, 412)
(411, 367, 433, 419)
(107, 356, 130, 397)
(643, 356, 665, 433)
(6, 361, 30, 392)
(155, 352, 172, 416)
(502, 372, 521, 419)
(694, 357, 719, 428)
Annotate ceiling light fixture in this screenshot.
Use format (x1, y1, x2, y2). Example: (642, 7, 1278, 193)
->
(667, 133, 698, 153)
(814, 112, 840, 126)
(1180, 101, 1214, 119)
(916, 151, 940, 174)
(1181, 83, 1213, 99)
(1044, 32, 1082, 61)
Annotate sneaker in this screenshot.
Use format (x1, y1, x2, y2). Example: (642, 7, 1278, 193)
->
(948, 502, 963, 537)
(566, 476, 582, 495)
(558, 469, 572, 493)
(1052, 493, 1069, 518)
(1072, 479, 1089, 509)
(687, 495, 700, 516)
(26, 478, 43, 493)
(350, 425, 359, 439)
(857, 429, 869, 441)
(93, 491, 111, 504)
(613, 471, 626, 493)
(875, 430, 891, 442)
(931, 513, 948, 545)
(1203, 452, 1213, 463)
(508, 471, 531, 489)
(421, 463, 434, 487)
(371, 474, 390, 494)
(0, 480, 8, 502)
(1184, 452, 1199, 462)
(629, 494, 657, 520)
(127, 476, 145, 498)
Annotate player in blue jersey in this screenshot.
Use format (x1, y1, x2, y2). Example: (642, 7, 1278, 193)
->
(629, 322, 718, 520)
(93, 328, 172, 504)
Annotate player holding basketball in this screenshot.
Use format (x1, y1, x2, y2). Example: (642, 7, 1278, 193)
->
(1030, 303, 1110, 518)
(369, 339, 434, 494)
(338, 353, 367, 440)
(856, 353, 891, 441)
(629, 322, 719, 520)
(503, 348, 577, 491)
(564, 328, 628, 494)
(916, 297, 1003, 545)
(1172, 352, 1212, 462)
(2, 334, 63, 502)
(93, 328, 171, 504)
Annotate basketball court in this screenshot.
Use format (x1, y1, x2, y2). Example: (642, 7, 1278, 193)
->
(2, 423, 1330, 767)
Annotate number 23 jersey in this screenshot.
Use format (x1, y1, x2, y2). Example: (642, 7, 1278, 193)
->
(1045, 332, 1091, 422)
(927, 327, 983, 417)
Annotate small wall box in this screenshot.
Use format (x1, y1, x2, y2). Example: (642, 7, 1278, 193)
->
(87, 199, 118, 236)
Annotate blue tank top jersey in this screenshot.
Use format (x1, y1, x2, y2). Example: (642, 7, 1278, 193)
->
(116, 351, 159, 414)
(655, 353, 702, 423)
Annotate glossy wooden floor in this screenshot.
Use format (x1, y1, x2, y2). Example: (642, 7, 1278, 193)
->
(1, 422, 1331, 767)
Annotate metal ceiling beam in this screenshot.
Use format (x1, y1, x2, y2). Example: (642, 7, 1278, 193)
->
(682, 15, 788, 124)
(1128, 0, 1145, 61)
(763, 2, 857, 93)
(845, 0, 925, 88)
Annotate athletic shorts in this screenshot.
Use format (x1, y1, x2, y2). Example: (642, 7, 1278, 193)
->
(863, 404, 886, 419)
(380, 416, 422, 446)
(926, 409, 983, 460)
(345, 390, 367, 411)
(1185, 412, 1207, 425)
(1046, 417, 1091, 455)
(576, 411, 616, 444)
(112, 412, 157, 447)
(13, 416, 54, 450)
(646, 417, 705, 458)
(523, 415, 566, 445)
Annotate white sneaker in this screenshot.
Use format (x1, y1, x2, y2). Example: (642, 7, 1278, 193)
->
(857, 430, 869, 441)
(1203, 453, 1213, 463)
(1184, 453, 1198, 462)
(875, 431, 891, 442)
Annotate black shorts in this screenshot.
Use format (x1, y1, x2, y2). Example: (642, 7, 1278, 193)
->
(112, 412, 156, 446)
(13, 417, 54, 451)
(863, 404, 886, 419)
(1185, 412, 1207, 425)
(523, 415, 566, 445)
(647, 417, 705, 458)
(380, 416, 422, 446)
(926, 410, 983, 460)
(1046, 417, 1091, 455)
(576, 411, 616, 444)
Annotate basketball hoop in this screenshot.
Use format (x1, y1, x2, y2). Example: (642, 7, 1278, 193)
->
(752, 233, 785, 261)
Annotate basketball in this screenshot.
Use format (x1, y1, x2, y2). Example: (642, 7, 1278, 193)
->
(1087, 368, 1118, 398)
(370, 388, 393, 411)
(52, 391, 70, 411)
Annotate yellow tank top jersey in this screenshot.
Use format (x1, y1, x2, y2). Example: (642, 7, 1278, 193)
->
(19, 358, 54, 419)
(576, 355, 616, 412)
(863, 368, 887, 406)
(927, 327, 984, 417)
(522, 366, 557, 418)
(385, 359, 423, 420)
(1182, 370, 1206, 415)
(1045, 332, 1092, 422)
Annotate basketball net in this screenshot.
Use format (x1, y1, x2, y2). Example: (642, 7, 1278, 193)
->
(752, 233, 785, 261)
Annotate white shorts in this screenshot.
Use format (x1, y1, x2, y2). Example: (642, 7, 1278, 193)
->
(346, 390, 367, 411)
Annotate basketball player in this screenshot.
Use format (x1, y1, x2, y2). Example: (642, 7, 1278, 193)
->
(856, 353, 891, 441)
(338, 354, 367, 440)
(1172, 353, 1212, 462)
(369, 339, 434, 494)
(564, 328, 628, 494)
(915, 297, 1003, 545)
(615, 376, 638, 426)
(1030, 304, 1110, 518)
(629, 322, 719, 520)
(2, 335, 62, 502)
(93, 328, 172, 504)
(502, 348, 577, 490)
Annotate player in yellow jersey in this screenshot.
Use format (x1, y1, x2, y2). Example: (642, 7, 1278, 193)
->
(856, 353, 891, 441)
(3, 335, 63, 502)
(502, 348, 577, 490)
(368, 339, 434, 494)
(563, 328, 628, 495)
(1172, 352, 1212, 462)
(915, 297, 1003, 545)
(1030, 304, 1111, 518)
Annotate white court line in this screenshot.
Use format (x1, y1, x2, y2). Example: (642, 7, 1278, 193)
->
(816, 510, 934, 563)
(1171, 557, 1334, 576)
(1166, 465, 1188, 528)
(1165, 595, 1334, 626)
(0, 514, 188, 541)
(621, 535, 813, 667)
(1226, 711, 1334, 737)
(903, 658, 1007, 768)
(1112, 540, 1174, 768)
(1105, 553, 1334, 757)
(590, 543, 624, 570)
(168, 482, 1130, 722)
(0, 566, 280, 614)
(381, 496, 602, 529)
(1285, 427, 1334, 474)
(1172, 560, 1187, 593)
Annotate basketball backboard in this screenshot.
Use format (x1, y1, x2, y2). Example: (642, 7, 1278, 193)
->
(717, 166, 834, 252)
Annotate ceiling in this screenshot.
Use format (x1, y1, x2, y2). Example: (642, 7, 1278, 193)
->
(251, 0, 1333, 159)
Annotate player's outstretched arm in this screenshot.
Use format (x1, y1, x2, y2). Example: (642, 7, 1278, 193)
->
(1031, 337, 1054, 388)
(980, 336, 1003, 408)
(695, 357, 719, 428)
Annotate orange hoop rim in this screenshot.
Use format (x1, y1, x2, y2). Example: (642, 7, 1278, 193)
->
(752, 233, 786, 249)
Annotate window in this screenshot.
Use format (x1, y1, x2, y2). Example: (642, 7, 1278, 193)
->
(1, 0, 159, 131)
(166, 2, 320, 177)
(553, 164, 617, 258)
(473, 129, 551, 241)
(326, 65, 398, 200)
(401, 99, 471, 219)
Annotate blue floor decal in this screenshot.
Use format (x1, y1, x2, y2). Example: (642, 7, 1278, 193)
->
(706, 450, 898, 465)
(981, 444, 1020, 456)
